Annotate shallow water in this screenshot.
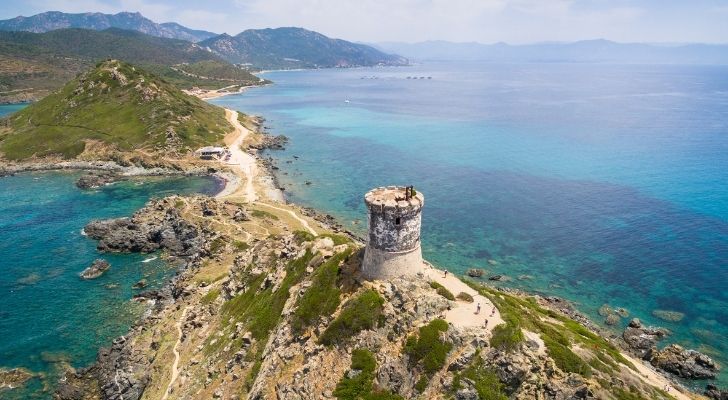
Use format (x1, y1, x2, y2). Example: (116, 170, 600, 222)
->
(212, 61, 728, 388)
(0, 171, 219, 398)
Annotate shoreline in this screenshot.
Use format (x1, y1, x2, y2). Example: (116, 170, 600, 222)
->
(1, 96, 720, 398)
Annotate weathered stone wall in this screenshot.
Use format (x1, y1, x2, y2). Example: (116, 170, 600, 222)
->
(363, 186, 424, 279)
(367, 205, 422, 252)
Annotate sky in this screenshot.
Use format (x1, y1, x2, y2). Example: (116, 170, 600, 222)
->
(1, 0, 727, 44)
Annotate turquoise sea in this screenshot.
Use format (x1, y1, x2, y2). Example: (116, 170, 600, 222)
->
(212, 61, 728, 388)
(0, 157, 220, 397)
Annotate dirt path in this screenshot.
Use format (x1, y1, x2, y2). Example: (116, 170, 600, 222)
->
(161, 306, 190, 400)
(217, 109, 257, 202)
(254, 202, 318, 236)
(424, 264, 503, 332)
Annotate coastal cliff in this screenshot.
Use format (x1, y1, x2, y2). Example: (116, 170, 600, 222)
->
(49, 193, 719, 400)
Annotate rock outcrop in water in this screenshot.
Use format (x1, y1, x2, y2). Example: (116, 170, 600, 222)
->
(622, 318, 669, 358)
(84, 202, 205, 256)
(80, 259, 110, 279)
(76, 172, 121, 189)
(650, 344, 720, 379)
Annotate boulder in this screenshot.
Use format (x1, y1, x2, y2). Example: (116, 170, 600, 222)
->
(133, 279, 148, 289)
(466, 268, 485, 278)
(80, 259, 111, 279)
(652, 309, 685, 322)
(0, 367, 34, 389)
(622, 318, 669, 358)
(488, 274, 504, 281)
(704, 384, 728, 400)
(76, 172, 120, 189)
(650, 344, 719, 379)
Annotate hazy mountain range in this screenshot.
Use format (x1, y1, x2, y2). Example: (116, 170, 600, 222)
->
(375, 39, 728, 64)
(0, 11, 217, 42)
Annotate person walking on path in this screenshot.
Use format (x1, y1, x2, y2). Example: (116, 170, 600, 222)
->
(476, 303, 481, 314)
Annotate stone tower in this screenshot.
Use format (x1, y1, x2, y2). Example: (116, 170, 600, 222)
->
(362, 186, 425, 280)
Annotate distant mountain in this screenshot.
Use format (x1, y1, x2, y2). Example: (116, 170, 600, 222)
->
(375, 39, 728, 64)
(0, 28, 261, 103)
(0, 60, 228, 160)
(0, 11, 217, 42)
(200, 27, 408, 69)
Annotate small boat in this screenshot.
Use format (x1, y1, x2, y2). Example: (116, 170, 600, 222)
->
(344, 99, 350, 103)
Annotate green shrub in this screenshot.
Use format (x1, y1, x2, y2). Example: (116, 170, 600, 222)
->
(232, 240, 250, 251)
(293, 230, 315, 243)
(489, 315, 524, 352)
(291, 249, 352, 333)
(404, 319, 452, 376)
(201, 288, 220, 305)
(543, 336, 591, 377)
(334, 349, 376, 399)
(320, 233, 352, 245)
(414, 376, 428, 392)
(429, 281, 455, 301)
(334, 348, 404, 400)
(251, 209, 279, 220)
(456, 292, 474, 302)
(453, 356, 508, 400)
(320, 289, 385, 346)
(210, 237, 226, 253)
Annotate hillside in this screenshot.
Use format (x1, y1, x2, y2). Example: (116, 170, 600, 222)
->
(0, 60, 229, 160)
(49, 194, 711, 400)
(0, 11, 216, 42)
(200, 27, 408, 69)
(0, 28, 262, 103)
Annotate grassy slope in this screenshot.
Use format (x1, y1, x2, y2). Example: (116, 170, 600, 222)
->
(0, 60, 228, 160)
(0, 28, 261, 101)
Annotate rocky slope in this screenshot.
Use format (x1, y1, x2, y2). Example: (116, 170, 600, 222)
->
(46, 194, 722, 400)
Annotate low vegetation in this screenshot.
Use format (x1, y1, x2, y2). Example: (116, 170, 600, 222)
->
(334, 348, 404, 400)
(291, 248, 352, 334)
(403, 319, 452, 392)
(456, 292, 474, 302)
(1, 60, 228, 160)
(319, 289, 385, 346)
(429, 281, 455, 301)
(467, 281, 634, 379)
(452, 353, 508, 400)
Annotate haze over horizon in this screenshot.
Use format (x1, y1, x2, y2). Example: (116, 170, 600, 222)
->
(0, 0, 727, 45)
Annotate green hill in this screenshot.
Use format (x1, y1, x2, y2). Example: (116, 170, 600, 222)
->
(0, 60, 228, 160)
(0, 28, 262, 103)
(199, 27, 408, 69)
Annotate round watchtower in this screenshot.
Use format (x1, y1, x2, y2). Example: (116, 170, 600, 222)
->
(362, 186, 425, 280)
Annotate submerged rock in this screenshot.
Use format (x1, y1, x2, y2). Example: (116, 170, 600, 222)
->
(650, 344, 719, 379)
(652, 309, 685, 322)
(0, 367, 34, 390)
(466, 268, 485, 278)
(80, 259, 110, 279)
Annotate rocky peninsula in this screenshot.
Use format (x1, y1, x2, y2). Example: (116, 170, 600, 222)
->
(1, 61, 725, 400)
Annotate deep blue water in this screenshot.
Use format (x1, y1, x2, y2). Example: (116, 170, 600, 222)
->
(0, 170, 219, 398)
(212, 62, 728, 387)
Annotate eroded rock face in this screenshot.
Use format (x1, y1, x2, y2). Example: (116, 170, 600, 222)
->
(85, 205, 203, 256)
(622, 318, 669, 358)
(80, 259, 110, 279)
(650, 344, 720, 379)
(704, 383, 728, 400)
(76, 172, 121, 189)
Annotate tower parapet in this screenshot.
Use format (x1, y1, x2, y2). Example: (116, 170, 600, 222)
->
(362, 186, 424, 280)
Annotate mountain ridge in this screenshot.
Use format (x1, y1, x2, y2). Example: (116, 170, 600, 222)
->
(200, 27, 408, 69)
(0, 11, 217, 42)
